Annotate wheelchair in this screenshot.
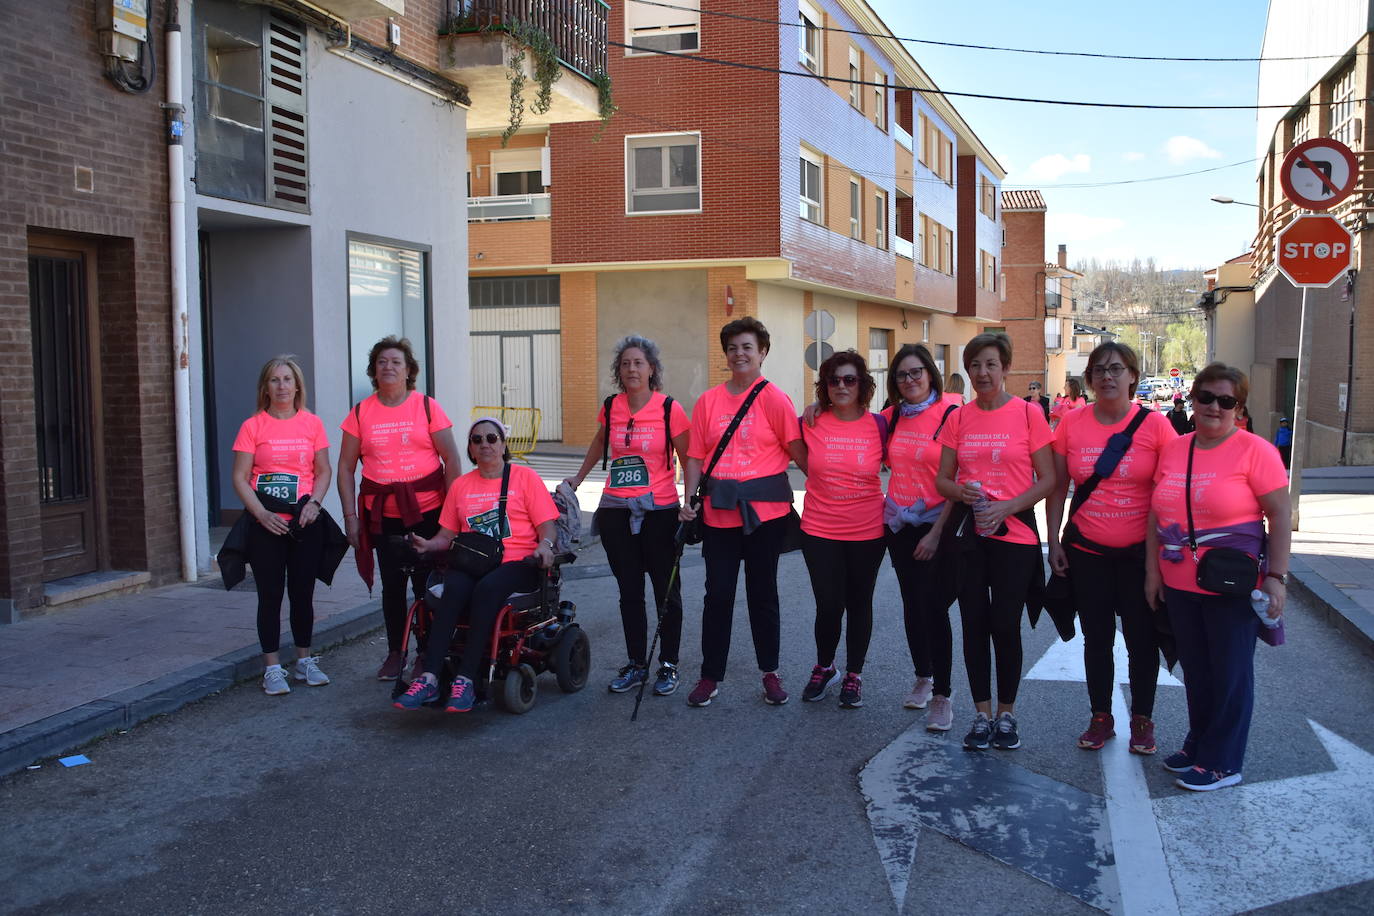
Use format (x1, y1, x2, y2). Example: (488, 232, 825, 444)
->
(388, 538, 591, 714)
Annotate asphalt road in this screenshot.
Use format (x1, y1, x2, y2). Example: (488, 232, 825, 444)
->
(3, 548, 1373, 915)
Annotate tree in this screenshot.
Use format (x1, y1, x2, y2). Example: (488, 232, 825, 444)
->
(1161, 320, 1207, 375)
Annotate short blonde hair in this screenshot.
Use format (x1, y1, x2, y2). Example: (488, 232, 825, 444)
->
(256, 355, 307, 413)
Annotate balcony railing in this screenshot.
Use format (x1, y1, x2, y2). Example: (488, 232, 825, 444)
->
(468, 193, 552, 222)
(894, 235, 915, 260)
(445, 0, 609, 79)
(894, 123, 913, 152)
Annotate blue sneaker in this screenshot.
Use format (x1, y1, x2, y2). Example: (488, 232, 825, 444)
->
(1175, 767, 1242, 792)
(609, 663, 647, 693)
(445, 675, 475, 713)
(394, 675, 439, 710)
(1162, 750, 1195, 773)
(652, 663, 680, 696)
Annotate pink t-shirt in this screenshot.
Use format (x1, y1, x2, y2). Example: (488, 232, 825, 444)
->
(1151, 431, 1289, 593)
(341, 392, 453, 516)
(942, 392, 966, 408)
(800, 411, 884, 540)
(885, 402, 956, 510)
(597, 392, 690, 504)
(439, 463, 559, 565)
(1052, 397, 1087, 422)
(688, 380, 799, 529)
(1053, 405, 1176, 548)
(938, 396, 1054, 546)
(233, 410, 331, 519)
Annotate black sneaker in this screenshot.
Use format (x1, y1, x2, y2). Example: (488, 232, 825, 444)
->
(838, 672, 863, 708)
(963, 713, 992, 750)
(652, 663, 680, 696)
(608, 663, 647, 693)
(991, 712, 1021, 750)
(1162, 750, 1196, 773)
(802, 665, 840, 702)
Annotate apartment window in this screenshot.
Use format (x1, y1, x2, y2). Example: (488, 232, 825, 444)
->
(941, 226, 954, 274)
(1045, 277, 1063, 311)
(848, 47, 862, 110)
(1330, 62, 1358, 149)
(194, 0, 308, 210)
(874, 71, 887, 130)
(979, 177, 996, 218)
(849, 178, 862, 239)
(348, 237, 430, 404)
(980, 250, 996, 290)
(799, 0, 823, 73)
(490, 147, 545, 196)
(800, 147, 823, 223)
(939, 136, 953, 185)
(874, 190, 888, 250)
(918, 113, 953, 183)
(626, 0, 700, 54)
(627, 133, 701, 213)
(1290, 105, 1311, 148)
(919, 215, 951, 274)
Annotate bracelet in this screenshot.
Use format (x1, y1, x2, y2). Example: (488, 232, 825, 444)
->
(1264, 572, 1289, 585)
(309, 498, 321, 508)
(343, 513, 357, 519)
(541, 538, 554, 549)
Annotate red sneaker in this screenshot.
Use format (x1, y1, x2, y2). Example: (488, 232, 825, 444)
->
(1077, 712, 1115, 750)
(1129, 715, 1157, 755)
(376, 651, 403, 681)
(687, 678, 719, 707)
(762, 672, 788, 706)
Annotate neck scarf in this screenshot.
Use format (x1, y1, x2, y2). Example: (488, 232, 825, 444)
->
(899, 390, 939, 418)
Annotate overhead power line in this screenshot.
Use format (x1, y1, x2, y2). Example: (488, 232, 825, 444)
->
(629, 0, 1347, 64)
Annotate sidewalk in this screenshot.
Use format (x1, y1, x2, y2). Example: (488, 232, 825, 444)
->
(1287, 467, 1374, 653)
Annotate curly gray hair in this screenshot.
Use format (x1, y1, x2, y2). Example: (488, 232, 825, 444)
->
(609, 334, 665, 392)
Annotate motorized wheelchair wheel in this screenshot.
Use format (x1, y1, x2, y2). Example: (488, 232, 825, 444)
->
(553, 625, 590, 694)
(501, 663, 538, 715)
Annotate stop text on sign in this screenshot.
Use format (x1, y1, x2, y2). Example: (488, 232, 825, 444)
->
(1281, 241, 1348, 259)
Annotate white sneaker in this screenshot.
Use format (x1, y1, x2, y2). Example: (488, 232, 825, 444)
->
(903, 676, 935, 709)
(263, 666, 291, 695)
(294, 655, 330, 686)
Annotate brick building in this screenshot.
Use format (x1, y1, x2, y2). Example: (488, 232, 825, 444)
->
(467, 0, 1006, 444)
(998, 190, 1080, 398)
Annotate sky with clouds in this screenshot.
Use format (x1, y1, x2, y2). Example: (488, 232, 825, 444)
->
(872, 0, 1273, 270)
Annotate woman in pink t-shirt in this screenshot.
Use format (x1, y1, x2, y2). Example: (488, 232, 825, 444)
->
(564, 335, 691, 698)
(796, 351, 886, 710)
(397, 418, 559, 714)
(679, 317, 808, 708)
(230, 356, 333, 696)
(1046, 342, 1176, 756)
(337, 336, 460, 683)
(1051, 378, 1087, 428)
(935, 332, 1056, 751)
(1145, 364, 1291, 791)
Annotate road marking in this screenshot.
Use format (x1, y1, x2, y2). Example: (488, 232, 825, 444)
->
(1025, 630, 1182, 687)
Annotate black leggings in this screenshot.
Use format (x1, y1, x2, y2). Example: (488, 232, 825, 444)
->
(957, 536, 1042, 705)
(1067, 544, 1160, 717)
(246, 518, 324, 654)
(887, 523, 954, 697)
(423, 562, 542, 682)
(801, 533, 886, 673)
(597, 506, 683, 666)
(376, 509, 441, 652)
(699, 515, 787, 682)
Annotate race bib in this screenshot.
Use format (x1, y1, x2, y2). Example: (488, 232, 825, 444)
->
(466, 506, 512, 539)
(255, 472, 299, 503)
(609, 455, 649, 489)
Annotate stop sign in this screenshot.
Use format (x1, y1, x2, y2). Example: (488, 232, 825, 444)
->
(1169, 367, 1180, 378)
(1276, 214, 1353, 287)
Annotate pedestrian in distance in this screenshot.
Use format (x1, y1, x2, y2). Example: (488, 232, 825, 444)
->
(1024, 381, 1051, 421)
(563, 334, 691, 697)
(1046, 342, 1177, 756)
(944, 373, 967, 406)
(936, 333, 1056, 751)
(1145, 363, 1292, 791)
(679, 317, 808, 708)
(230, 355, 334, 696)
(337, 336, 461, 683)
(1051, 377, 1087, 428)
(1274, 417, 1293, 469)
(397, 418, 559, 713)
(1167, 394, 1194, 436)
(795, 351, 886, 709)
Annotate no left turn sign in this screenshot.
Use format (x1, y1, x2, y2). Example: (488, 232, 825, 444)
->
(1280, 138, 1359, 210)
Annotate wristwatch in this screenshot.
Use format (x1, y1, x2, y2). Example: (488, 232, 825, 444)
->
(1264, 572, 1289, 585)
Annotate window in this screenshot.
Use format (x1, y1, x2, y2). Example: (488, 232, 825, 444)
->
(1290, 105, 1311, 148)
(849, 178, 862, 239)
(800, 147, 823, 223)
(873, 71, 886, 130)
(348, 237, 430, 404)
(1330, 62, 1358, 149)
(848, 47, 862, 110)
(799, 0, 822, 73)
(919, 215, 952, 274)
(490, 147, 545, 196)
(980, 250, 996, 290)
(627, 133, 700, 213)
(941, 225, 953, 274)
(918, 112, 953, 183)
(874, 190, 887, 250)
(1045, 277, 1063, 311)
(979, 177, 996, 218)
(626, 0, 699, 53)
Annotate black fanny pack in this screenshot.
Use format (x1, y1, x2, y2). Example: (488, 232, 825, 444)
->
(1186, 438, 1261, 597)
(448, 463, 510, 578)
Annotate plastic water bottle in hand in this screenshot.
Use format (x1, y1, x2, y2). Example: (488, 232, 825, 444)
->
(969, 480, 993, 537)
(1250, 589, 1279, 628)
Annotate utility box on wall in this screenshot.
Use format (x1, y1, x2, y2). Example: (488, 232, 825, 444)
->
(97, 0, 150, 62)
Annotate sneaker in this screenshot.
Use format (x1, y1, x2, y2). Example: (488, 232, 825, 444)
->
(687, 678, 719, 707)
(903, 676, 935, 710)
(1162, 750, 1195, 773)
(394, 675, 439, 710)
(1129, 715, 1158, 755)
(1077, 713, 1115, 750)
(652, 663, 680, 696)
(838, 672, 863, 708)
(608, 663, 648, 693)
(991, 712, 1021, 750)
(376, 651, 404, 681)
(963, 712, 992, 750)
(762, 672, 789, 706)
(1175, 767, 1242, 792)
(445, 675, 475, 713)
(293, 655, 329, 686)
(262, 665, 290, 696)
(802, 665, 840, 702)
(926, 695, 954, 732)
(407, 653, 426, 684)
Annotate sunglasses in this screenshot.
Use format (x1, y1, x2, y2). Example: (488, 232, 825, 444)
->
(828, 374, 860, 388)
(894, 368, 925, 383)
(1194, 390, 1239, 410)
(624, 417, 635, 448)
(469, 433, 502, 445)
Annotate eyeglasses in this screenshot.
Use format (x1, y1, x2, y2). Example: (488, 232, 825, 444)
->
(894, 368, 925, 383)
(469, 433, 502, 445)
(828, 374, 860, 388)
(1086, 364, 1128, 379)
(624, 417, 635, 448)
(1194, 390, 1239, 410)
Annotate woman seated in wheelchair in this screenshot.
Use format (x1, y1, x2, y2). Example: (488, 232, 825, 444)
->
(395, 417, 558, 713)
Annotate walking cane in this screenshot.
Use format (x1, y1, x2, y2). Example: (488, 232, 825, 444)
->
(631, 519, 691, 722)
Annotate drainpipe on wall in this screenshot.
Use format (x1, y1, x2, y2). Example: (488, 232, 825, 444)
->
(165, 8, 197, 581)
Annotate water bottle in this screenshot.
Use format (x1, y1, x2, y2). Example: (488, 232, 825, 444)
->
(969, 480, 992, 537)
(1250, 589, 1280, 628)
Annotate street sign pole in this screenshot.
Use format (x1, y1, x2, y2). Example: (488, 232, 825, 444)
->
(1289, 287, 1312, 530)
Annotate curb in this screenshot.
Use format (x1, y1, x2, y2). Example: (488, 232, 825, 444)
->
(0, 600, 385, 779)
(1290, 556, 1374, 657)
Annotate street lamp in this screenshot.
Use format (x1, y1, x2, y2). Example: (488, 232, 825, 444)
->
(1210, 195, 1261, 208)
